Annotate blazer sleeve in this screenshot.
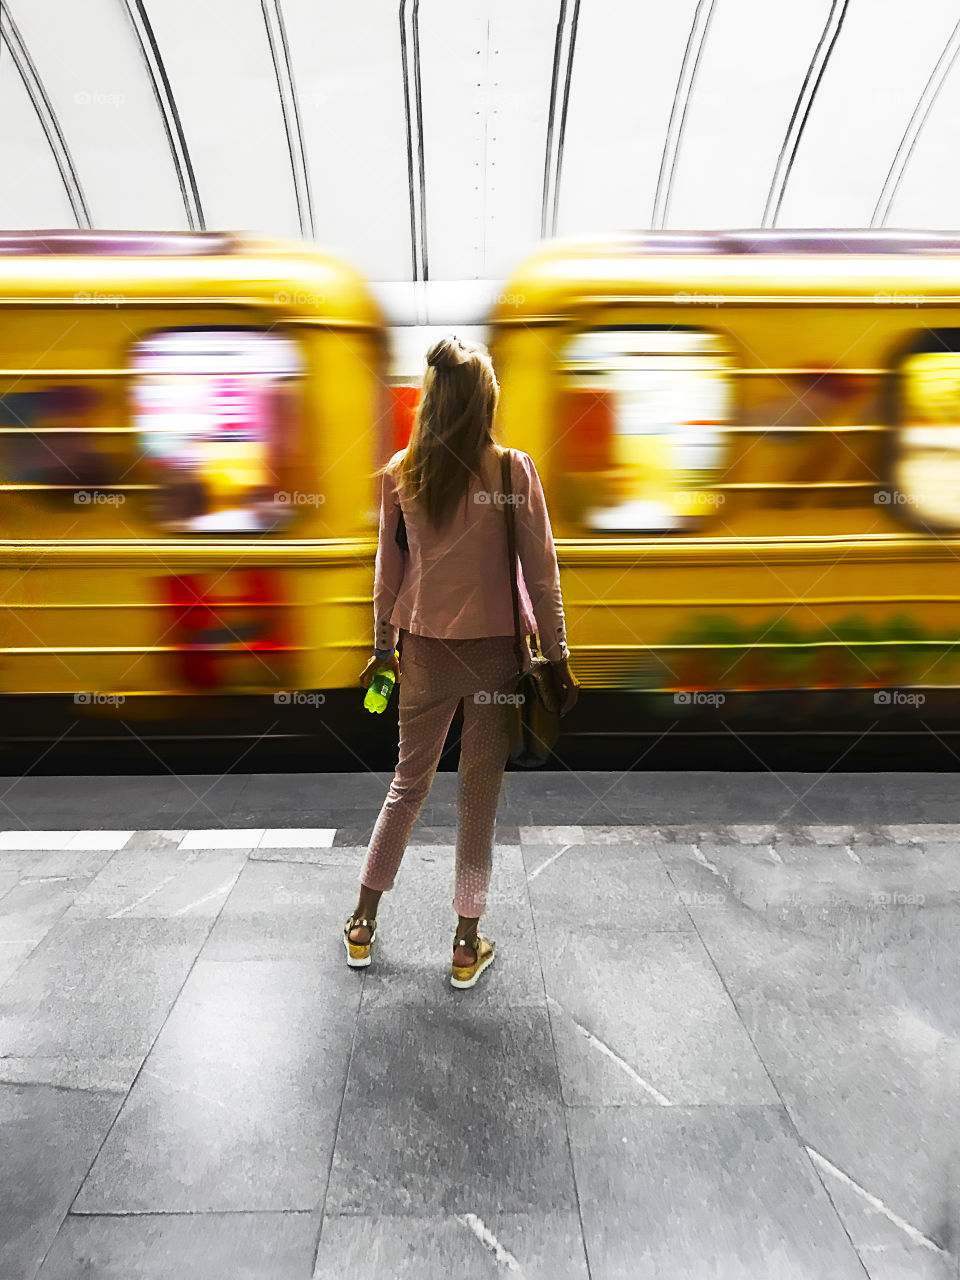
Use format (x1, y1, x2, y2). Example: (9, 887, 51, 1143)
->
(512, 449, 570, 662)
(372, 463, 405, 653)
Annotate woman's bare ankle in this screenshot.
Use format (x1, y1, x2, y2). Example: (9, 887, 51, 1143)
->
(350, 886, 382, 942)
(454, 915, 480, 962)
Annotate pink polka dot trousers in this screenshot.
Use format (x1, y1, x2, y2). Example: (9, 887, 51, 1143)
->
(359, 629, 520, 919)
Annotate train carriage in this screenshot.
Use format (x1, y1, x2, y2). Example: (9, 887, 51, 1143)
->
(486, 230, 960, 717)
(0, 231, 389, 743)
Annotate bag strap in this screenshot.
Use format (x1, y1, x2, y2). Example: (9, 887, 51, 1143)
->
(500, 447, 528, 680)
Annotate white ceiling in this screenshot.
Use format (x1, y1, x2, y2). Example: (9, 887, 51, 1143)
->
(2, 0, 959, 309)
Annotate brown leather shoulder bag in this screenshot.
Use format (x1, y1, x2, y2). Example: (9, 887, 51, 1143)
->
(500, 448, 563, 768)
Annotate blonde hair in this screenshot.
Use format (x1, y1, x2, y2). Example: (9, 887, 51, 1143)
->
(384, 334, 500, 530)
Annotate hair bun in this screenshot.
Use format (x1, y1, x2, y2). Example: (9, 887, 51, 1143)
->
(426, 335, 463, 372)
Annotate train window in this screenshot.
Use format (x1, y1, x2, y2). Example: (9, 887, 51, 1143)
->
(557, 327, 734, 532)
(130, 329, 303, 533)
(893, 333, 960, 532)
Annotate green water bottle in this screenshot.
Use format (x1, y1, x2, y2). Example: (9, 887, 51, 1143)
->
(364, 650, 399, 713)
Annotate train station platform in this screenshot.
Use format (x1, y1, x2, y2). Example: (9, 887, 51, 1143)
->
(1, 771, 957, 1279)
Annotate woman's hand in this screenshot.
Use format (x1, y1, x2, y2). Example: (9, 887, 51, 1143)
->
(359, 651, 402, 689)
(549, 657, 580, 715)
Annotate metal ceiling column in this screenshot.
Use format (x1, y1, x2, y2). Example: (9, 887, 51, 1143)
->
(121, 0, 205, 231)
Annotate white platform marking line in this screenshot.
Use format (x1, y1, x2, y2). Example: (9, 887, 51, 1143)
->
(547, 995, 673, 1106)
(528, 843, 573, 881)
(456, 1213, 524, 1274)
(67, 830, 134, 851)
(178, 829, 265, 850)
(806, 1146, 951, 1256)
(0, 831, 78, 850)
(258, 828, 336, 849)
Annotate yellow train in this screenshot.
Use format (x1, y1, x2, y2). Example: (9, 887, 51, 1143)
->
(4, 227, 960, 742)
(488, 230, 960, 698)
(0, 230, 388, 726)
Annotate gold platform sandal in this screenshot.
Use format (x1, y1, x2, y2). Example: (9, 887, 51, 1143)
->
(450, 923, 496, 989)
(343, 912, 378, 967)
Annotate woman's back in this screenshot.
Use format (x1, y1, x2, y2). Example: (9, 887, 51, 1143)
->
(374, 441, 569, 662)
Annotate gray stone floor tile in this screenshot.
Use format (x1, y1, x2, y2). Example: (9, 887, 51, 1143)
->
(0, 918, 207, 1064)
(0, 870, 20, 901)
(542, 930, 778, 1106)
(522, 824, 670, 852)
(73, 959, 361, 1213)
(0, 876, 95, 951)
(0, 940, 40, 991)
(661, 841, 860, 922)
(811, 1160, 957, 1280)
(524, 842, 693, 931)
(64, 848, 246, 920)
(119, 830, 187, 853)
(332, 824, 376, 846)
(670, 872, 960, 1258)
(670, 840, 960, 923)
(356, 845, 545, 1009)
(325, 1003, 575, 1216)
(396, 824, 460, 845)
(841, 841, 960, 893)
(313, 1211, 589, 1279)
(667, 841, 960, 1031)
(0, 1055, 141, 1093)
(199, 860, 360, 962)
(522, 823, 668, 846)
(882, 824, 960, 844)
(250, 844, 366, 867)
(568, 1104, 868, 1279)
(841, 901, 960, 1038)
(37, 1212, 322, 1279)
(520, 824, 587, 845)
(0, 848, 116, 877)
(0, 1083, 123, 1280)
(402, 805, 458, 827)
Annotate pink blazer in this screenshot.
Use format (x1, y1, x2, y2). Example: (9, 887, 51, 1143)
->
(373, 446, 569, 667)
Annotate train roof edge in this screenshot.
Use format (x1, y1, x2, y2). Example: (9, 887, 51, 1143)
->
(0, 229, 384, 329)
(490, 228, 960, 324)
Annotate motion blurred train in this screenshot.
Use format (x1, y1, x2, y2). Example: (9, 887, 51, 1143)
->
(2, 227, 960, 740)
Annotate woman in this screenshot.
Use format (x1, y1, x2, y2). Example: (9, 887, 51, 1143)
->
(347, 334, 579, 988)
